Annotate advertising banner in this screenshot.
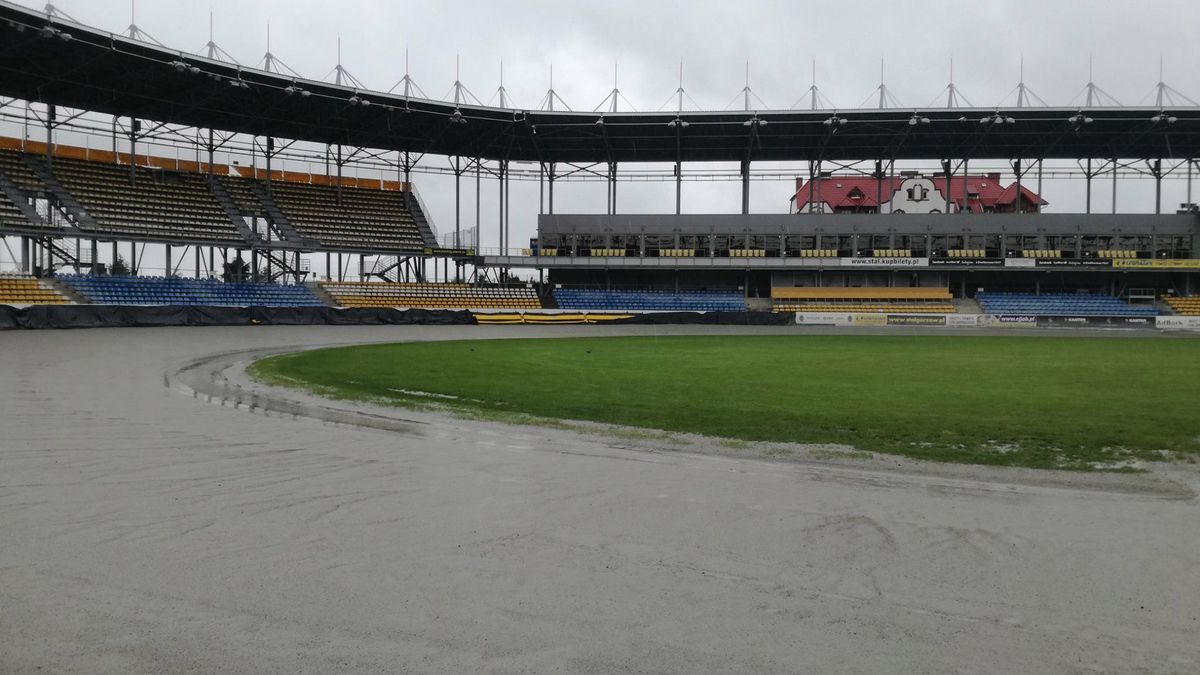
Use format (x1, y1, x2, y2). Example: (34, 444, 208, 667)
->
(1004, 258, 1037, 268)
(1034, 259, 1112, 268)
(841, 257, 929, 267)
(1156, 316, 1200, 329)
(929, 258, 1005, 267)
(945, 314, 982, 327)
(1112, 259, 1200, 269)
(885, 314, 947, 326)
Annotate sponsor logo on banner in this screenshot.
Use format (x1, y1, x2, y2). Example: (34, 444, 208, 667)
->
(929, 258, 1005, 267)
(1004, 258, 1037, 268)
(886, 314, 947, 326)
(1113, 259, 1200, 269)
(946, 314, 981, 327)
(1034, 259, 1112, 268)
(1157, 315, 1200, 329)
(794, 313, 852, 326)
(984, 315, 1038, 326)
(841, 257, 930, 267)
(851, 313, 888, 326)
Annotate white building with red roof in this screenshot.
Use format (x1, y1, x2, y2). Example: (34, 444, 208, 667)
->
(791, 172, 1047, 215)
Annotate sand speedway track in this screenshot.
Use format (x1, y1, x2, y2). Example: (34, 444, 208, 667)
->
(1, 325, 1198, 674)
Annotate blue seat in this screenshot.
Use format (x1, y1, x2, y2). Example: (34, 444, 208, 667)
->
(58, 275, 327, 307)
(553, 288, 746, 312)
(976, 292, 1156, 317)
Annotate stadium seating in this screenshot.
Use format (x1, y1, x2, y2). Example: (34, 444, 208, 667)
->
(777, 303, 957, 313)
(946, 249, 986, 258)
(0, 191, 29, 230)
(795, 249, 838, 257)
(48, 156, 244, 244)
(321, 282, 541, 309)
(1164, 296, 1200, 316)
(771, 287, 955, 313)
(0, 274, 70, 304)
(239, 179, 426, 251)
(0, 150, 60, 233)
(553, 288, 746, 311)
(0, 149, 48, 194)
(58, 275, 324, 306)
(976, 292, 1157, 317)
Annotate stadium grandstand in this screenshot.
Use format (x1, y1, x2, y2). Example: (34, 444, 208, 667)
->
(0, 0, 1198, 327)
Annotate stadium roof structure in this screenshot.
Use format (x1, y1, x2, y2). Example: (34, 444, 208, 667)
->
(2, 1, 1200, 164)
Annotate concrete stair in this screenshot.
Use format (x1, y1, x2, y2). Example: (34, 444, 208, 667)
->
(0, 170, 50, 230)
(249, 182, 317, 248)
(207, 177, 262, 246)
(405, 188, 439, 248)
(45, 276, 88, 303)
(307, 281, 340, 308)
(21, 155, 99, 231)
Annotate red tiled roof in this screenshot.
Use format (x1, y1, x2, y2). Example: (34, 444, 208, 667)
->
(793, 175, 1047, 210)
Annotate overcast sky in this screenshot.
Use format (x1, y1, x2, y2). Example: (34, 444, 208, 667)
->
(5, 0, 1200, 275)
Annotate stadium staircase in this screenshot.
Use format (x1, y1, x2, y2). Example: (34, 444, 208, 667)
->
(405, 188, 440, 248)
(0, 170, 47, 229)
(249, 181, 317, 248)
(207, 177, 262, 244)
(46, 276, 88, 303)
(306, 281, 339, 307)
(21, 155, 99, 231)
(953, 298, 983, 313)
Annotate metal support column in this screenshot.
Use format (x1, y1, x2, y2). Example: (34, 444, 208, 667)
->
(1112, 158, 1118, 214)
(165, 245, 172, 278)
(740, 159, 750, 215)
(548, 162, 555, 214)
(609, 161, 617, 215)
(45, 103, 54, 170)
(942, 159, 952, 213)
(475, 158, 481, 249)
(874, 160, 883, 214)
(504, 160, 511, 256)
(1153, 159, 1163, 214)
(265, 137, 273, 196)
(454, 156, 461, 250)
(335, 144, 343, 206)
(1013, 159, 1022, 213)
(674, 160, 682, 214)
(128, 118, 139, 186)
(962, 159, 969, 212)
(1085, 158, 1092, 214)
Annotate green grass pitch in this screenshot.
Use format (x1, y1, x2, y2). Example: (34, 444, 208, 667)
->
(249, 335, 1200, 470)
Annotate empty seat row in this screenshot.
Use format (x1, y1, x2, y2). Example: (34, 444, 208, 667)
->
(773, 302, 956, 314)
(553, 289, 746, 312)
(1164, 296, 1200, 316)
(976, 292, 1157, 317)
(0, 274, 71, 305)
(321, 282, 541, 309)
(57, 275, 324, 306)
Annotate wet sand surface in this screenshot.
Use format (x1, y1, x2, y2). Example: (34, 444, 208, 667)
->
(2, 325, 1198, 674)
